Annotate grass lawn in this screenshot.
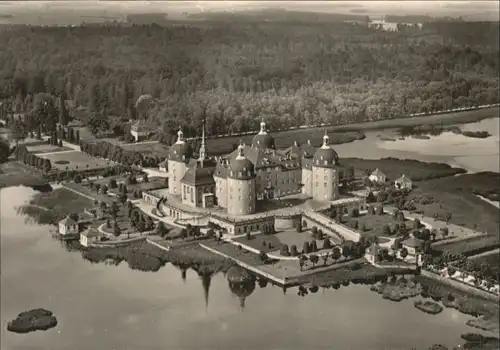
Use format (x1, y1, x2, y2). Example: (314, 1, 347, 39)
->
(120, 142, 170, 158)
(353, 213, 407, 237)
(20, 188, 93, 224)
(408, 176, 500, 237)
(0, 161, 46, 187)
(38, 151, 113, 171)
(103, 177, 166, 199)
(31, 188, 92, 213)
(63, 182, 114, 204)
(26, 143, 73, 154)
(435, 236, 500, 257)
(469, 251, 500, 265)
(469, 251, 500, 278)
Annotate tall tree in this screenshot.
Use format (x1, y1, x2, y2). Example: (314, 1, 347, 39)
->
(58, 91, 69, 126)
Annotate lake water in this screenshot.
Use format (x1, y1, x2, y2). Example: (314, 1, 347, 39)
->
(346, 117, 500, 173)
(2, 117, 499, 350)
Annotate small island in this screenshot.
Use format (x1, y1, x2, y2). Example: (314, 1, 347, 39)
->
(462, 130, 491, 139)
(414, 300, 443, 315)
(7, 308, 58, 334)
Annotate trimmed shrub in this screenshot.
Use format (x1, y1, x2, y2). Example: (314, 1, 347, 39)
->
(302, 241, 311, 254)
(310, 240, 318, 252)
(323, 237, 332, 250)
(290, 245, 299, 256)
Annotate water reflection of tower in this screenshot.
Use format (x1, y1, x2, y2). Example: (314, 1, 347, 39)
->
(198, 270, 213, 308)
(226, 266, 256, 310)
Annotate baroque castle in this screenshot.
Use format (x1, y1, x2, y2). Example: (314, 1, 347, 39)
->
(167, 120, 348, 216)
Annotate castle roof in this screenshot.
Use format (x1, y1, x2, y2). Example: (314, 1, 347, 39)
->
(180, 160, 216, 186)
(371, 168, 385, 177)
(59, 216, 77, 225)
(214, 144, 301, 178)
(312, 133, 339, 168)
(251, 120, 275, 150)
(168, 129, 193, 163)
(402, 236, 422, 248)
(131, 119, 151, 133)
(81, 228, 101, 238)
(396, 174, 412, 183)
(228, 145, 256, 180)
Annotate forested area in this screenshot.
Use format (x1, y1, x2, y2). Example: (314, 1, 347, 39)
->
(0, 20, 498, 142)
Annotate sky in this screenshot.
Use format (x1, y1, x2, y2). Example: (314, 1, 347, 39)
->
(0, 1, 498, 22)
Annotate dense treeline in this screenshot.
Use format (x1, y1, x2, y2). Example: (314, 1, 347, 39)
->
(0, 20, 498, 142)
(80, 139, 161, 167)
(14, 145, 52, 173)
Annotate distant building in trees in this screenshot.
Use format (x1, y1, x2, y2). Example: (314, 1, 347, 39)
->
(130, 120, 152, 142)
(368, 168, 387, 184)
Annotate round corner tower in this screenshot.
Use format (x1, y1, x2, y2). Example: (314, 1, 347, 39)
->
(311, 132, 340, 201)
(227, 145, 256, 215)
(167, 128, 193, 196)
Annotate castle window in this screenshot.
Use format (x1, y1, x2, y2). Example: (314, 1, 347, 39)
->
(324, 161, 328, 165)
(315, 182, 318, 187)
(324, 182, 327, 187)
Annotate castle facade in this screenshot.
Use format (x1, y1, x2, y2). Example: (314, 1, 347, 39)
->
(166, 120, 346, 216)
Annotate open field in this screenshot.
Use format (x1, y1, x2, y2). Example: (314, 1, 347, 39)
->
(469, 251, 500, 281)
(409, 173, 500, 237)
(434, 236, 500, 257)
(38, 151, 113, 171)
(63, 182, 115, 204)
(120, 142, 170, 159)
(341, 157, 467, 181)
(332, 107, 500, 132)
(354, 213, 408, 237)
(469, 250, 500, 266)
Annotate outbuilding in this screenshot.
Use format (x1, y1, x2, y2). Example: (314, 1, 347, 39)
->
(58, 216, 79, 236)
(80, 228, 102, 247)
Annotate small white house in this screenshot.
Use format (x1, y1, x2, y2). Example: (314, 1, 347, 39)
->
(159, 160, 167, 172)
(395, 174, 413, 191)
(58, 216, 79, 236)
(369, 168, 387, 184)
(365, 243, 381, 264)
(130, 120, 151, 142)
(80, 228, 101, 247)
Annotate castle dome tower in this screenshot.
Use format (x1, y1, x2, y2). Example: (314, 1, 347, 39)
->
(251, 119, 275, 150)
(227, 145, 256, 215)
(311, 131, 340, 201)
(168, 128, 193, 195)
